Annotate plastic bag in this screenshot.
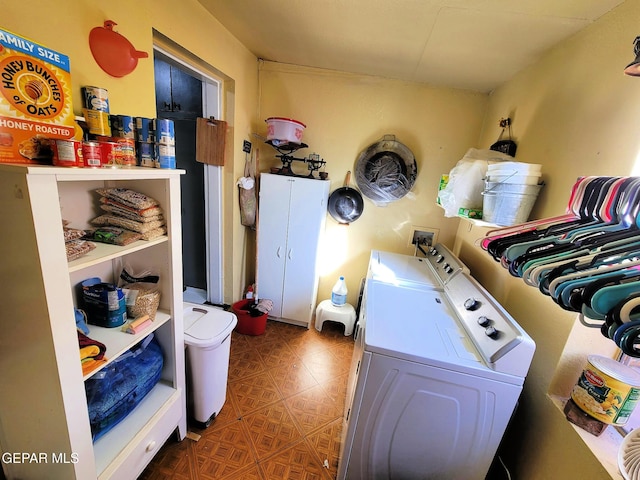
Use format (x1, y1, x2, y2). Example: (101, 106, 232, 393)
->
(437, 148, 514, 217)
(85, 334, 163, 441)
(118, 263, 161, 320)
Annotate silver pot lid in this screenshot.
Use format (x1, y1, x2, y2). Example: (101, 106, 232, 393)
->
(354, 135, 417, 203)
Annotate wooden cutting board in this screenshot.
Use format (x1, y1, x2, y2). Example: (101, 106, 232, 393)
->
(196, 117, 227, 166)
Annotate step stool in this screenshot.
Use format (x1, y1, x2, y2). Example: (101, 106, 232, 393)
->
(315, 299, 356, 336)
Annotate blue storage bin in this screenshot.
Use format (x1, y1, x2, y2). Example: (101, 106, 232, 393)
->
(85, 334, 163, 441)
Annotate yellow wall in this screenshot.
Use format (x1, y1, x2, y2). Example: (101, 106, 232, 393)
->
(3, 0, 259, 302)
(257, 62, 487, 302)
(5, 0, 638, 477)
(454, 1, 640, 478)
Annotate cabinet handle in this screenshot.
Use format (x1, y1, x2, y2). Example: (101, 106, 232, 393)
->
(146, 440, 157, 452)
(288, 249, 292, 260)
(172, 101, 181, 111)
(276, 247, 281, 258)
(163, 101, 171, 110)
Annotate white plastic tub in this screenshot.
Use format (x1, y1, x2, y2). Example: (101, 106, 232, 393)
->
(487, 162, 542, 174)
(486, 173, 541, 185)
(265, 117, 306, 143)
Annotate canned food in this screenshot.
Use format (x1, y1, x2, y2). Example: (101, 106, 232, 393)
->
(135, 117, 156, 143)
(52, 139, 83, 167)
(136, 141, 155, 167)
(82, 141, 102, 168)
(157, 119, 175, 145)
(112, 138, 136, 166)
(157, 143, 175, 169)
(82, 86, 109, 112)
(82, 108, 111, 136)
(99, 142, 119, 167)
(110, 115, 135, 139)
(571, 355, 640, 425)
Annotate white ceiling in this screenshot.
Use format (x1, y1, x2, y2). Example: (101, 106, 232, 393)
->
(197, 0, 626, 93)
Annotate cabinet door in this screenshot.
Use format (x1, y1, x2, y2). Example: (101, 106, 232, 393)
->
(280, 178, 328, 324)
(256, 174, 291, 318)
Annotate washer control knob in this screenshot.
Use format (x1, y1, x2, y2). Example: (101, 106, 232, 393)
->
(464, 298, 480, 311)
(430, 248, 438, 256)
(436, 255, 444, 263)
(444, 265, 453, 274)
(485, 326, 499, 338)
(477, 315, 491, 327)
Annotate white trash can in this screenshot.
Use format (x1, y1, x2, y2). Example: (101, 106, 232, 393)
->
(183, 302, 237, 426)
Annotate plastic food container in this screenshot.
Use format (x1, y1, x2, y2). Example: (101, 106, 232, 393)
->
(487, 162, 542, 174)
(571, 355, 640, 425)
(265, 117, 306, 143)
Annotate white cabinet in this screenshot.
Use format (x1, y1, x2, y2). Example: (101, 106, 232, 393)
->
(0, 165, 187, 480)
(256, 173, 329, 327)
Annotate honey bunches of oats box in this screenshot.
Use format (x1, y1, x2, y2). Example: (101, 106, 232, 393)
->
(0, 28, 75, 164)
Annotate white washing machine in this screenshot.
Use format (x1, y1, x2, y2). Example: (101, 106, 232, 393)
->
(338, 245, 535, 479)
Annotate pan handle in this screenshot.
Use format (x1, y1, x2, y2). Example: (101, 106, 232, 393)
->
(344, 170, 351, 187)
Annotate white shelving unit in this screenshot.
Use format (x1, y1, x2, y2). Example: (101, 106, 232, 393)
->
(0, 164, 187, 480)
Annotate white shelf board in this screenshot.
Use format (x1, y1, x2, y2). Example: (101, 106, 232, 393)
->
(0, 163, 185, 179)
(83, 310, 171, 381)
(68, 237, 168, 273)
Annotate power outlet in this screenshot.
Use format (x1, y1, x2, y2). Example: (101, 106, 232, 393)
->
(409, 226, 439, 247)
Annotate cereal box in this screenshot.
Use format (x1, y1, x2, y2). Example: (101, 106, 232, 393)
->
(0, 28, 75, 164)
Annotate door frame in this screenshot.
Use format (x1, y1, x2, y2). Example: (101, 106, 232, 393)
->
(153, 46, 224, 304)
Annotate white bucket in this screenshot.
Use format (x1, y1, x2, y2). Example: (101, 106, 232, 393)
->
(265, 117, 306, 143)
(487, 161, 542, 174)
(482, 182, 542, 226)
(486, 173, 542, 185)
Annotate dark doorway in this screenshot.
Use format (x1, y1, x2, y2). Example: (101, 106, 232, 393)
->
(154, 56, 206, 293)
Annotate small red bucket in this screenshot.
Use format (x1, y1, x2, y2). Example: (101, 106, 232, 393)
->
(232, 299, 267, 335)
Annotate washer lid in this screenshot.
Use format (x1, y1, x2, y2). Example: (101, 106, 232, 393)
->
(184, 303, 237, 347)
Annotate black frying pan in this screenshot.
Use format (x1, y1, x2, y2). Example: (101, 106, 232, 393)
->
(328, 171, 364, 224)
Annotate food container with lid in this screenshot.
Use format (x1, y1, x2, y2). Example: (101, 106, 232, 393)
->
(571, 355, 640, 425)
(265, 117, 306, 144)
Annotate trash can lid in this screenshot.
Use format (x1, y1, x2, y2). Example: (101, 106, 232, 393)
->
(183, 302, 237, 348)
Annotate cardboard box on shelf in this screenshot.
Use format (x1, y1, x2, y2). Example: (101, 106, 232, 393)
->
(0, 28, 75, 164)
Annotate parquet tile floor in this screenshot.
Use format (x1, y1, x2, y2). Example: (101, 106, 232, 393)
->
(140, 320, 354, 480)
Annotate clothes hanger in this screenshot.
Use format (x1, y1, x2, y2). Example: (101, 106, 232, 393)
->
(481, 175, 590, 248)
(537, 240, 640, 295)
(491, 177, 617, 265)
(483, 177, 599, 259)
(522, 205, 640, 290)
(503, 177, 634, 276)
